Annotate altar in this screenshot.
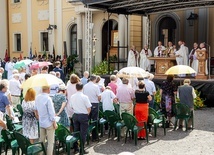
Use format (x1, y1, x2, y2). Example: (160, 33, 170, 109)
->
(148, 57, 176, 77)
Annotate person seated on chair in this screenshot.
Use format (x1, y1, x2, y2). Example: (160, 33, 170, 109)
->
(134, 81, 152, 140)
(177, 79, 196, 129)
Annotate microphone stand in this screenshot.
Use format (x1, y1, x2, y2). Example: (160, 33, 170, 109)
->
(204, 42, 211, 80)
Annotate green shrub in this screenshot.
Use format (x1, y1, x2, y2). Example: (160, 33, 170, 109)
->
(92, 61, 114, 75)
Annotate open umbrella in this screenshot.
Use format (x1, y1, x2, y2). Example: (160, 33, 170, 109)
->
(22, 74, 64, 89)
(117, 67, 147, 78)
(165, 65, 196, 75)
(19, 59, 33, 65)
(14, 62, 26, 69)
(30, 61, 52, 70)
(14, 59, 33, 69)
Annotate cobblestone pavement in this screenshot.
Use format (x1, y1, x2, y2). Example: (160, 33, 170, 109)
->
(7, 108, 214, 155)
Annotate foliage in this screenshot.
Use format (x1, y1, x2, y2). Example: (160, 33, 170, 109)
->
(66, 54, 79, 70)
(92, 60, 115, 75)
(154, 89, 161, 103)
(194, 90, 206, 109)
(67, 54, 79, 65)
(109, 54, 117, 62)
(64, 54, 80, 79)
(154, 89, 205, 110)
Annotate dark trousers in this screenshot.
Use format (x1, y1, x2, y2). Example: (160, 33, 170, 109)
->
(149, 95, 154, 109)
(89, 103, 99, 139)
(73, 113, 89, 146)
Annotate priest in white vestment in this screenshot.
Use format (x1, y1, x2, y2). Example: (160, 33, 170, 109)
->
(154, 41, 166, 57)
(127, 45, 139, 67)
(140, 45, 152, 71)
(189, 43, 199, 76)
(183, 42, 189, 65)
(166, 41, 176, 57)
(6, 60, 15, 80)
(175, 41, 187, 65)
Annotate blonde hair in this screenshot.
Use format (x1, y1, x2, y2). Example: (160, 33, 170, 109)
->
(110, 75, 116, 81)
(96, 76, 101, 83)
(42, 86, 50, 91)
(24, 88, 36, 102)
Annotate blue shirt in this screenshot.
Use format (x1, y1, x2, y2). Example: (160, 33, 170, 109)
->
(80, 77, 88, 86)
(53, 67, 65, 82)
(35, 93, 56, 128)
(144, 79, 156, 95)
(0, 91, 10, 112)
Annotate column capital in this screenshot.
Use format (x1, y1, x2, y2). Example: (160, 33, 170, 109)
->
(76, 12, 82, 15)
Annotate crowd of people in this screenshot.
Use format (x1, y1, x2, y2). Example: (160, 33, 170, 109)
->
(0, 47, 197, 154)
(127, 41, 207, 75)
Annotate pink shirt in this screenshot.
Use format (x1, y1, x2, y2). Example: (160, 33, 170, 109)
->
(108, 82, 117, 95)
(116, 84, 134, 103)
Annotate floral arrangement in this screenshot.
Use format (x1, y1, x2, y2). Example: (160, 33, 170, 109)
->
(154, 89, 205, 110)
(193, 90, 206, 109)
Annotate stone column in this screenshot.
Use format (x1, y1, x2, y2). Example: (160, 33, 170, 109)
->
(56, 0, 63, 56)
(76, 12, 83, 55)
(49, 0, 55, 54)
(27, 0, 32, 57)
(118, 14, 125, 60)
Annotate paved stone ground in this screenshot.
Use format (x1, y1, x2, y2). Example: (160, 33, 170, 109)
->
(7, 108, 214, 155)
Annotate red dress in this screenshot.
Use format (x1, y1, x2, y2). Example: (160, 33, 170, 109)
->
(134, 90, 149, 138)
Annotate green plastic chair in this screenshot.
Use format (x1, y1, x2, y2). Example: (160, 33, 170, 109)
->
(55, 123, 83, 155)
(103, 110, 124, 141)
(103, 110, 122, 139)
(0, 137, 4, 155)
(14, 131, 46, 155)
(16, 104, 24, 119)
(86, 119, 99, 145)
(121, 112, 148, 146)
(5, 115, 22, 132)
(113, 103, 120, 116)
(99, 110, 107, 137)
(99, 102, 103, 112)
(1, 130, 19, 155)
(172, 103, 193, 131)
(148, 108, 166, 137)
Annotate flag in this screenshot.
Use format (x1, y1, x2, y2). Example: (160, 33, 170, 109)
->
(29, 46, 32, 59)
(4, 49, 9, 62)
(63, 53, 67, 60)
(63, 41, 67, 60)
(20, 53, 23, 60)
(53, 45, 55, 61)
(34, 48, 37, 57)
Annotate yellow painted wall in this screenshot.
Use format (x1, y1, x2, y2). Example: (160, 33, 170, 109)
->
(61, 2, 76, 45)
(130, 15, 142, 52)
(8, 1, 28, 58)
(31, 0, 49, 55)
(0, 0, 8, 59)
